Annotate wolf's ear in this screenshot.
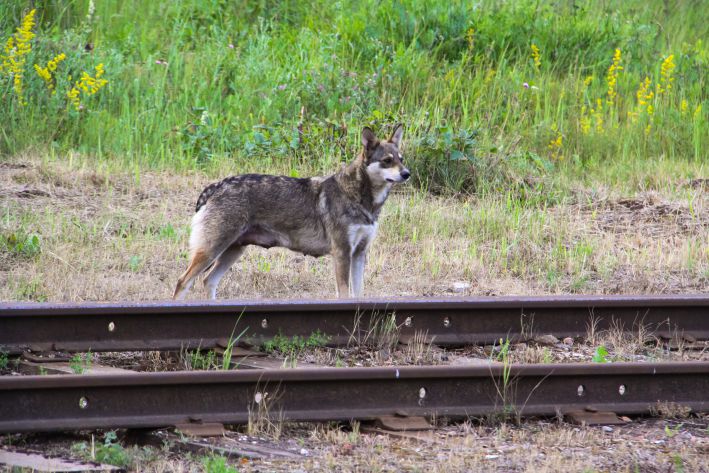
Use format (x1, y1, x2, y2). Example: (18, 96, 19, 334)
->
(361, 127, 379, 151)
(389, 124, 404, 147)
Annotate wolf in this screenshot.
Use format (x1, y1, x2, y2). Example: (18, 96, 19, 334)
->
(173, 124, 409, 300)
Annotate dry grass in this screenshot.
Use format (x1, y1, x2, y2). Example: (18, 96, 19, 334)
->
(1, 157, 707, 302)
(9, 417, 705, 472)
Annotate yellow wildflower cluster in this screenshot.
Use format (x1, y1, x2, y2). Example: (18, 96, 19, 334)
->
(547, 130, 563, 159)
(580, 106, 591, 135)
(584, 76, 593, 86)
(590, 98, 604, 132)
(531, 44, 541, 69)
(681, 99, 688, 114)
(466, 28, 475, 51)
(657, 54, 675, 95)
(606, 49, 623, 104)
(484, 68, 496, 84)
(66, 64, 108, 110)
(0, 9, 36, 104)
(34, 53, 67, 93)
(628, 76, 654, 122)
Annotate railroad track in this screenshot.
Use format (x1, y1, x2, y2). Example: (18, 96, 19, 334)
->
(1, 295, 707, 353)
(0, 295, 707, 434)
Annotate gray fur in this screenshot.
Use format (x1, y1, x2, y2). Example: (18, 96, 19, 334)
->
(174, 124, 409, 299)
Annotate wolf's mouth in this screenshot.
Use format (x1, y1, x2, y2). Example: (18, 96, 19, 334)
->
(386, 178, 396, 183)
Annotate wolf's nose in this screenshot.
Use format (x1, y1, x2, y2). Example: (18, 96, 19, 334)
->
(400, 170, 411, 180)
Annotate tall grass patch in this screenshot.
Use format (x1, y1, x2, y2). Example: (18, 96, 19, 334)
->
(0, 0, 705, 195)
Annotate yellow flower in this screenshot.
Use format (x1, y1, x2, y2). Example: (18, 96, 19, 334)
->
(694, 104, 703, 120)
(630, 77, 654, 122)
(591, 98, 604, 132)
(484, 68, 496, 84)
(548, 133, 562, 149)
(636, 77, 653, 106)
(34, 53, 67, 93)
(0, 9, 37, 104)
(531, 44, 541, 69)
(66, 63, 109, 110)
(580, 106, 591, 135)
(657, 54, 676, 95)
(681, 99, 688, 114)
(466, 28, 475, 51)
(584, 76, 593, 86)
(606, 49, 623, 105)
(66, 87, 81, 110)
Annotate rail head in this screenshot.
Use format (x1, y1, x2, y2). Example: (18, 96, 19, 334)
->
(1, 294, 708, 316)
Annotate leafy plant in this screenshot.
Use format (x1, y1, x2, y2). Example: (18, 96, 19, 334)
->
(203, 455, 239, 473)
(71, 431, 130, 468)
(184, 349, 218, 370)
(0, 351, 9, 371)
(592, 345, 609, 363)
(70, 351, 92, 374)
(263, 331, 330, 362)
(664, 423, 682, 438)
(128, 255, 142, 272)
(1, 232, 41, 259)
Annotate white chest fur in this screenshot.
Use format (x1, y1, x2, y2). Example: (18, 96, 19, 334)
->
(372, 183, 392, 205)
(348, 223, 378, 253)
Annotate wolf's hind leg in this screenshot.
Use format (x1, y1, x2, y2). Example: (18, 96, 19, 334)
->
(203, 244, 245, 299)
(173, 249, 216, 300)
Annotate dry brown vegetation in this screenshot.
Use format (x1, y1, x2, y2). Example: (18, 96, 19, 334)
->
(1, 158, 706, 302)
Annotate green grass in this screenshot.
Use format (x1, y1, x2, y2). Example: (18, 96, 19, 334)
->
(0, 0, 706, 196)
(71, 431, 157, 469)
(263, 331, 330, 358)
(203, 455, 240, 473)
(69, 350, 92, 374)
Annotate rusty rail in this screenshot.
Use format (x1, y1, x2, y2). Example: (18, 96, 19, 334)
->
(1, 295, 707, 353)
(0, 362, 707, 433)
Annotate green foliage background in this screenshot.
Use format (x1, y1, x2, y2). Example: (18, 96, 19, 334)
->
(1, 0, 706, 194)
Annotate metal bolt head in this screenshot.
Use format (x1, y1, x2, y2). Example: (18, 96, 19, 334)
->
(79, 397, 89, 409)
(108, 321, 116, 332)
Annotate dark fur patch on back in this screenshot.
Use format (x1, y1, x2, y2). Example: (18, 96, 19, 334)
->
(195, 181, 223, 212)
(195, 174, 310, 212)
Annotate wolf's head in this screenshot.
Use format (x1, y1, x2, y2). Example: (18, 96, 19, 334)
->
(360, 124, 410, 185)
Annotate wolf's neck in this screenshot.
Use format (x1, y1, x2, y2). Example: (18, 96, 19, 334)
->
(335, 158, 388, 214)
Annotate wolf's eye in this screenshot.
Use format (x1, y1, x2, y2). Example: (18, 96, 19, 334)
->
(382, 157, 393, 165)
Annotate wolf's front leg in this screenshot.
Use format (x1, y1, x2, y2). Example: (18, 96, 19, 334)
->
(349, 250, 366, 297)
(332, 250, 351, 298)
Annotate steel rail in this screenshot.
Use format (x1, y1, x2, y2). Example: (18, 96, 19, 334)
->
(0, 362, 707, 433)
(1, 295, 707, 353)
